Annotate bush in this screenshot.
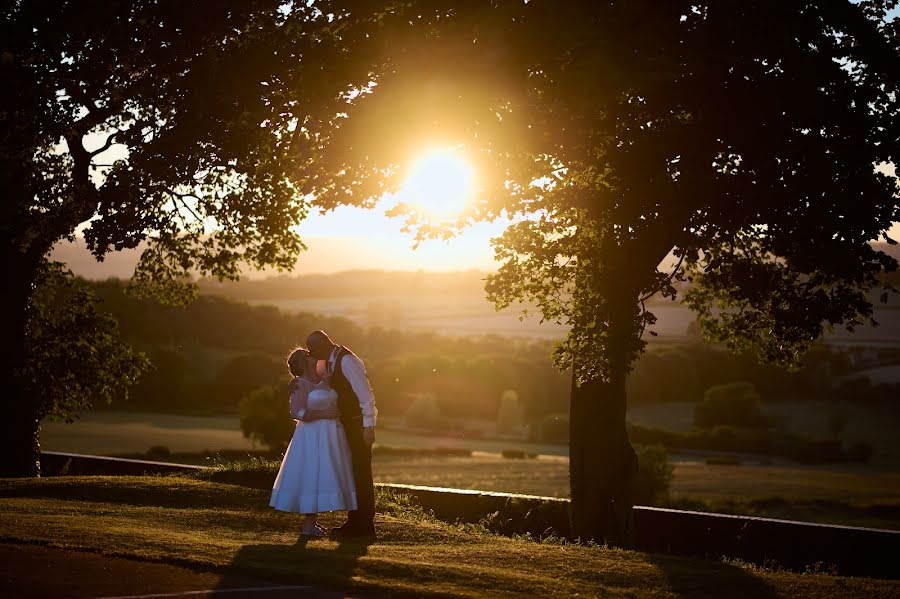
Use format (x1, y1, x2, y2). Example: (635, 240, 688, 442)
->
(238, 385, 295, 451)
(404, 392, 442, 430)
(215, 352, 285, 407)
(497, 390, 525, 435)
(694, 382, 769, 429)
(633, 444, 674, 505)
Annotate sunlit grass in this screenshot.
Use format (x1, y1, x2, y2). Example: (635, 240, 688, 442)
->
(2, 476, 898, 598)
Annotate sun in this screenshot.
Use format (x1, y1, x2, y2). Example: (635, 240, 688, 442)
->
(398, 149, 475, 219)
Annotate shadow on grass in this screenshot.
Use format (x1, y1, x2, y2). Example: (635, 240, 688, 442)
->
(647, 552, 778, 599)
(216, 532, 373, 596)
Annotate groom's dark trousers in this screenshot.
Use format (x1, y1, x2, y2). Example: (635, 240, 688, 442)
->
(341, 416, 376, 527)
(332, 346, 376, 528)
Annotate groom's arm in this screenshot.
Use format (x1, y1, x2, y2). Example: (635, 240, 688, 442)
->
(342, 354, 377, 428)
(289, 378, 339, 421)
(302, 407, 340, 421)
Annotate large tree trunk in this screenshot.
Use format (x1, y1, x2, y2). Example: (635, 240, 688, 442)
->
(0, 252, 42, 477)
(0, 383, 42, 478)
(568, 289, 639, 546)
(568, 369, 638, 545)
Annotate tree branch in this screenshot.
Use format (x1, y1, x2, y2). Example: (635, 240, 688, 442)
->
(639, 252, 685, 303)
(88, 129, 123, 158)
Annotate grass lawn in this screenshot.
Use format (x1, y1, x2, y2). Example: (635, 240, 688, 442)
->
(372, 453, 900, 502)
(1, 476, 898, 598)
(40, 410, 900, 530)
(371, 453, 900, 530)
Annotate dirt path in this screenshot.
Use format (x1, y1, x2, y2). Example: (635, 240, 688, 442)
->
(0, 543, 349, 598)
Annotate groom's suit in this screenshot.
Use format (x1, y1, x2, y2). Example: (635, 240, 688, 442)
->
(329, 346, 377, 529)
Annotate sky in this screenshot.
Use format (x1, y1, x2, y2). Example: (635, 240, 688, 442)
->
(57, 160, 900, 279)
(60, 82, 900, 279)
(59, 142, 510, 277)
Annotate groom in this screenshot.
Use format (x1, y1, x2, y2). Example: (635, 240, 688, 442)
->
(306, 330, 377, 537)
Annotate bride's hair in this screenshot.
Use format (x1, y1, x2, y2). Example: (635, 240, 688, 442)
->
(287, 347, 311, 377)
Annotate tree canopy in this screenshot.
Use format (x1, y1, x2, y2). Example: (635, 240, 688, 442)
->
(2, 0, 388, 302)
(0, 0, 390, 475)
(324, 0, 900, 543)
(331, 0, 900, 379)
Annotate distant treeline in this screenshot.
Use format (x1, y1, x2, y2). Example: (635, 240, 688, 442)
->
(86, 279, 898, 422)
(192, 244, 900, 308)
(195, 269, 684, 305)
(197, 270, 491, 300)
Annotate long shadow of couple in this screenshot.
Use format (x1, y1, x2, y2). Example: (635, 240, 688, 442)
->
(214, 533, 373, 597)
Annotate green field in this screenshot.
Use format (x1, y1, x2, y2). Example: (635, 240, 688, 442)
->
(627, 400, 900, 464)
(40, 410, 900, 530)
(2, 476, 898, 597)
(243, 292, 900, 344)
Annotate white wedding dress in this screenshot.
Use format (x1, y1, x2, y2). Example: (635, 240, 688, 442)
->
(269, 383, 358, 514)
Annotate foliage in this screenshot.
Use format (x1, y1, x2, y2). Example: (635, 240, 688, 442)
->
(404, 392, 442, 430)
(633, 444, 675, 505)
(81, 281, 896, 427)
(325, 1, 900, 382)
(214, 352, 285, 407)
(2, 1, 387, 301)
(24, 263, 149, 423)
(627, 422, 870, 465)
(694, 382, 769, 429)
(323, 0, 900, 541)
(497, 389, 525, 435)
(238, 385, 294, 451)
(0, 0, 394, 475)
(833, 375, 900, 403)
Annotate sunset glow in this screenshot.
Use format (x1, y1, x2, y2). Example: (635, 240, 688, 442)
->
(398, 149, 475, 220)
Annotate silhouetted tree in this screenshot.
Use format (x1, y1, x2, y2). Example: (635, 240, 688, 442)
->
(694, 382, 767, 429)
(23, 262, 148, 424)
(330, 1, 900, 544)
(0, 1, 381, 476)
(238, 385, 294, 452)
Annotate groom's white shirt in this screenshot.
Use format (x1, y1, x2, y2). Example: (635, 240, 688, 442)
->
(328, 346, 378, 428)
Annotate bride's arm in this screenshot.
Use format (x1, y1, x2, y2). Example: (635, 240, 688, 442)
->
(289, 377, 339, 422)
(302, 405, 340, 421)
(300, 384, 340, 422)
(289, 378, 308, 421)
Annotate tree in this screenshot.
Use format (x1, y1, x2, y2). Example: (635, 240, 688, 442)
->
(694, 382, 767, 429)
(404, 392, 442, 430)
(0, 1, 382, 476)
(214, 352, 285, 408)
(23, 262, 149, 429)
(327, 1, 900, 544)
(497, 389, 524, 435)
(238, 385, 294, 452)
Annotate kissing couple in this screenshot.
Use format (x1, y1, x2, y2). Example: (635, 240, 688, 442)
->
(268, 330, 378, 538)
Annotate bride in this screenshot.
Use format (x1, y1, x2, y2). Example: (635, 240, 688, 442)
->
(269, 348, 358, 536)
